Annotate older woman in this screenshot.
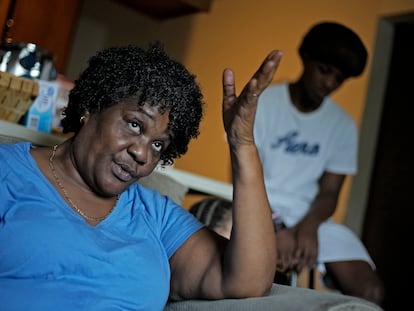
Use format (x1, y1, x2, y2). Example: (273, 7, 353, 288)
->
(0, 43, 282, 310)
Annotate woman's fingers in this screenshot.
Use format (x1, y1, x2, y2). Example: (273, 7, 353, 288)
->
(222, 50, 283, 105)
(222, 68, 236, 108)
(247, 50, 283, 96)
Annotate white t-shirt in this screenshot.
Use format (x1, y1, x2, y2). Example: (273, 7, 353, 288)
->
(254, 82, 357, 221)
(254, 82, 374, 268)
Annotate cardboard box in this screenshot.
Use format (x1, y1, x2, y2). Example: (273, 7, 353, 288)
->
(21, 80, 59, 133)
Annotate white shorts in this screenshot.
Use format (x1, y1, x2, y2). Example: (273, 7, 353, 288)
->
(281, 212, 375, 274)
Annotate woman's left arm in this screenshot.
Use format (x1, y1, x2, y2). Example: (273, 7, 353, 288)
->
(169, 50, 283, 300)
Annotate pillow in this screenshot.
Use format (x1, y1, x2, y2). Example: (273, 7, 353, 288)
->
(138, 171, 189, 205)
(164, 283, 382, 311)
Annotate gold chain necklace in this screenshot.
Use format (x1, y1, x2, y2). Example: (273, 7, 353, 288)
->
(49, 144, 119, 222)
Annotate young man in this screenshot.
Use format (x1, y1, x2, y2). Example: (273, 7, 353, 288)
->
(254, 22, 384, 305)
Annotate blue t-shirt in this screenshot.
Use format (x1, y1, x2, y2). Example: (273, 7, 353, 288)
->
(0, 142, 203, 310)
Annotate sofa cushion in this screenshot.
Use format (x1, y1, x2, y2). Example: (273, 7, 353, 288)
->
(138, 170, 189, 205)
(164, 283, 382, 311)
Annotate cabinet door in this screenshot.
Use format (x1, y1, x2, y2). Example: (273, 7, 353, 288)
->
(0, 0, 12, 42)
(1, 0, 83, 74)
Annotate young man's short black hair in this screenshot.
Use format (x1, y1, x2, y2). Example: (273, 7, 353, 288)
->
(299, 21, 368, 77)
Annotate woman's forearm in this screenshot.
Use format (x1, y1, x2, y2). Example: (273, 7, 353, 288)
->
(222, 144, 276, 297)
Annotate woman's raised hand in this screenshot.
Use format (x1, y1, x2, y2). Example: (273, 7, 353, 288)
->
(222, 50, 283, 147)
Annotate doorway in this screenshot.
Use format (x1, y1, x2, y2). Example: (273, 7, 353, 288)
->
(346, 12, 414, 311)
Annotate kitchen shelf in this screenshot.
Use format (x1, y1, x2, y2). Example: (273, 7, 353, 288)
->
(0, 119, 65, 146)
(112, 0, 213, 20)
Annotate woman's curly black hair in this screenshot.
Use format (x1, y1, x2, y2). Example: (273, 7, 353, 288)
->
(61, 42, 204, 165)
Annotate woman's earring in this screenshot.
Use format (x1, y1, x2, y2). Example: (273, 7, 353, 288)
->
(80, 116, 86, 124)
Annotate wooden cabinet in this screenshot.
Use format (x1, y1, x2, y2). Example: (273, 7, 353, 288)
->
(0, 0, 11, 37)
(112, 0, 213, 20)
(0, 0, 83, 74)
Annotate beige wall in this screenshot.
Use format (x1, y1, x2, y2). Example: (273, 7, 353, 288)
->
(67, 0, 414, 220)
